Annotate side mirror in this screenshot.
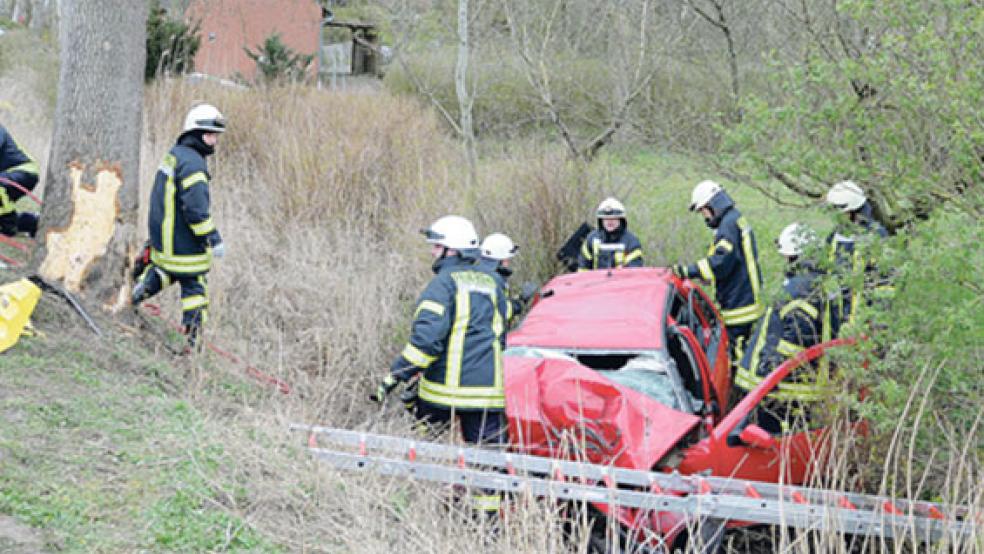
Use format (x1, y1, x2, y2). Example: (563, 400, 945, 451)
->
(739, 424, 778, 450)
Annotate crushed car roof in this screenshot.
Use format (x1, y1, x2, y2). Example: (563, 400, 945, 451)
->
(508, 268, 673, 351)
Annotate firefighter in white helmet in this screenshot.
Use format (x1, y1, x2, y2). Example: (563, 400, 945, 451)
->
(373, 215, 508, 517)
(672, 180, 764, 355)
(132, 103, 227, 351)
(824, 180, 892, 328)
(577, 197, 644, 271)
(737, 223, 835, 432)
(479, 232, 537, 327)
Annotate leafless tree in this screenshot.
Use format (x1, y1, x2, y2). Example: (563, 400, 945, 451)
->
(33, 0, 147, 310)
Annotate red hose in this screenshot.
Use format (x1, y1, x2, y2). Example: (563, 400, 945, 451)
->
(0, 176, 44, 206)
(142, 303, 291, 394)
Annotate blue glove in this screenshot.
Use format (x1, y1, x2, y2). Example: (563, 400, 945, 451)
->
(211, 241, 226, 259)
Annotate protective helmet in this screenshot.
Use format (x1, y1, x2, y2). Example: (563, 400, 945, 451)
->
(776, 223, 817, 257)
(183, 103, 227, 134)
(826, 180, 866, 213)
(596, 197, 626, 218)
(481, 233, 518, 260)
(690, 180, 723, 211)
(421, 215, 479, 250)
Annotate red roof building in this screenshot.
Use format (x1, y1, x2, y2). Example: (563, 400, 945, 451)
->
(185, 0, 323, 79)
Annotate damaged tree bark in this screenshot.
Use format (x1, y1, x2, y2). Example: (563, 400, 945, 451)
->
(31, 0, 148, 311)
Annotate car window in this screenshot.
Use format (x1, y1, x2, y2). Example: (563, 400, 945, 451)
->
(604, 354, 699, 413)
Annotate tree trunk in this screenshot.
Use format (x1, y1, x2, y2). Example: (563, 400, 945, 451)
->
(454, 0, 478, 187)
(33, 0, 147, 312)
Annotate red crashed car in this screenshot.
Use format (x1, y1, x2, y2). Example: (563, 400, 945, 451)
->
(503, 267, 847, 549)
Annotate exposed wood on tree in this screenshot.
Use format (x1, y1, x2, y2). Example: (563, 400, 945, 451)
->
(33, 0, 148, 311)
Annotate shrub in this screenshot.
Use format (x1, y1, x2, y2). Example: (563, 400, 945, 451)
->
(145, 1, 200, 81)
(244, 33, 314, 85)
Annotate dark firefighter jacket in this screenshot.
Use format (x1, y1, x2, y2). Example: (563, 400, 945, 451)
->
(736, 263, 834, 401)
(0, 125, 40, 216)
(476, 256, 523, 330)
(826, 201, 892, 326)
(390, 254, 509, 411)
(683, 191, 764, 328)
(147, 133, 222, 275)
(577, 221, 644, 270)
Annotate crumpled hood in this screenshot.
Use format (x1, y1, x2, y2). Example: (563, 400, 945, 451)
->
(504, 356, 701, 470)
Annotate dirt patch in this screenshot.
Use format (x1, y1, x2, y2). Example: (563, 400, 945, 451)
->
(0, 516, 43, 553)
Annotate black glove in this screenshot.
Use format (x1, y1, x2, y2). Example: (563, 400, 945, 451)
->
(370, 375, 398, 403)
(519, 281, 538, 304)
(399, 379, 419, 413)
(671, 264, 689, 279)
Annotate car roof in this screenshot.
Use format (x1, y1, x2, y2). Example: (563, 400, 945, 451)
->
(507, 267, 673, 351)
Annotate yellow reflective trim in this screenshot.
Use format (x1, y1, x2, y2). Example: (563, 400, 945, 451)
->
(777, 339, 805, 358)
(414, 300, 445, 319)
(7, 160, 39, 175)
(181, 294, 207, 311)
(715, 239, 734, 253)
(721, 303, 765, 325)
(471, 494, 501, 512)
(738, 217, 763, 308)
(740, 308, 772, 388)
(150, 249, 212, 274)
(580, 239, 593, 260)
(491, 287, 503, 390)
(591, 239, 600, 269)
(623, 249, 642, 264)
(180, 171, 208, 190)
(189, 217, 215, 236)
(446, 278, 471, 388)
(735, 365, 764, 391)
(401, 343, 437, 368)
(160, 154, 177, 256)
(0, 189, 14, 215)
(779, 299, 819, 320)
(419, 378, 505, 409)
(697, 259, 714, 282)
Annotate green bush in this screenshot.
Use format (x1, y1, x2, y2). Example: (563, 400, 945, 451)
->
(244, 33, 313, 84)
(145, 1, 201, 81)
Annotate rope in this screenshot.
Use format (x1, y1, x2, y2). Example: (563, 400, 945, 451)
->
(142, 303, 291, 394)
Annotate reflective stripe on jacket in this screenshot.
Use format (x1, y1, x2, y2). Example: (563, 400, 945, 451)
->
(147, 135, 221, 275)
(577, 229, 644, 270)
(736, 267, 833, 401)
(826, 202, 891, 326)
(391, 255, 508, 410)
(686, 202, 764, 327)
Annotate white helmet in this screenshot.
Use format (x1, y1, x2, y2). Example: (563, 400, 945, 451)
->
(421, 215, 479, 250)
(776, 223, 817, 257)
(183, 103, 227, 134)
(690, 180, 722, 211)
(481, 233, 518, 260)
(826, 180, 866, 212)
(596, 197, 626, 218)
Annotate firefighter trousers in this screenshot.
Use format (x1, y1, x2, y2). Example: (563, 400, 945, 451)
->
(134, 264, 209, 345)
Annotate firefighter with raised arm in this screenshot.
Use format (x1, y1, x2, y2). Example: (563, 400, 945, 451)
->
(736, 223, 834, 432)
(577, 197, 644, 271)
(131, 104, 227, 351)
(372, 215, 509, 518)
(672, 180, 764, 356)
(824, 180, 893, 329)
(0, 124, 40, 237)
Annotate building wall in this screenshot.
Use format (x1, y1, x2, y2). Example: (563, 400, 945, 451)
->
(186, 0, 322, 79)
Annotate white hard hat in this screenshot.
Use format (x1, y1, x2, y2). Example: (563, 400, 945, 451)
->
(776, 223, 817, 257)
(826, 180, 866, 212)
(183, 103, 227, 134)
(481, 233, 518, 260)
(596, 197, 626, 218)
(690, 180, 722, 211)
(421, 215, 479, 250)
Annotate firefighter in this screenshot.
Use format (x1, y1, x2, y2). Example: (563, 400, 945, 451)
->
(824, 180, 893, 329)
(478, 232, 536, 328)
(736, 223, 833, 432)
(373, 215, 509, 517)
(0, 124, 40, 237)
(577, 197, 644, 271)
(672, 180, 764, 355)
(131, 103, 227, 351)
